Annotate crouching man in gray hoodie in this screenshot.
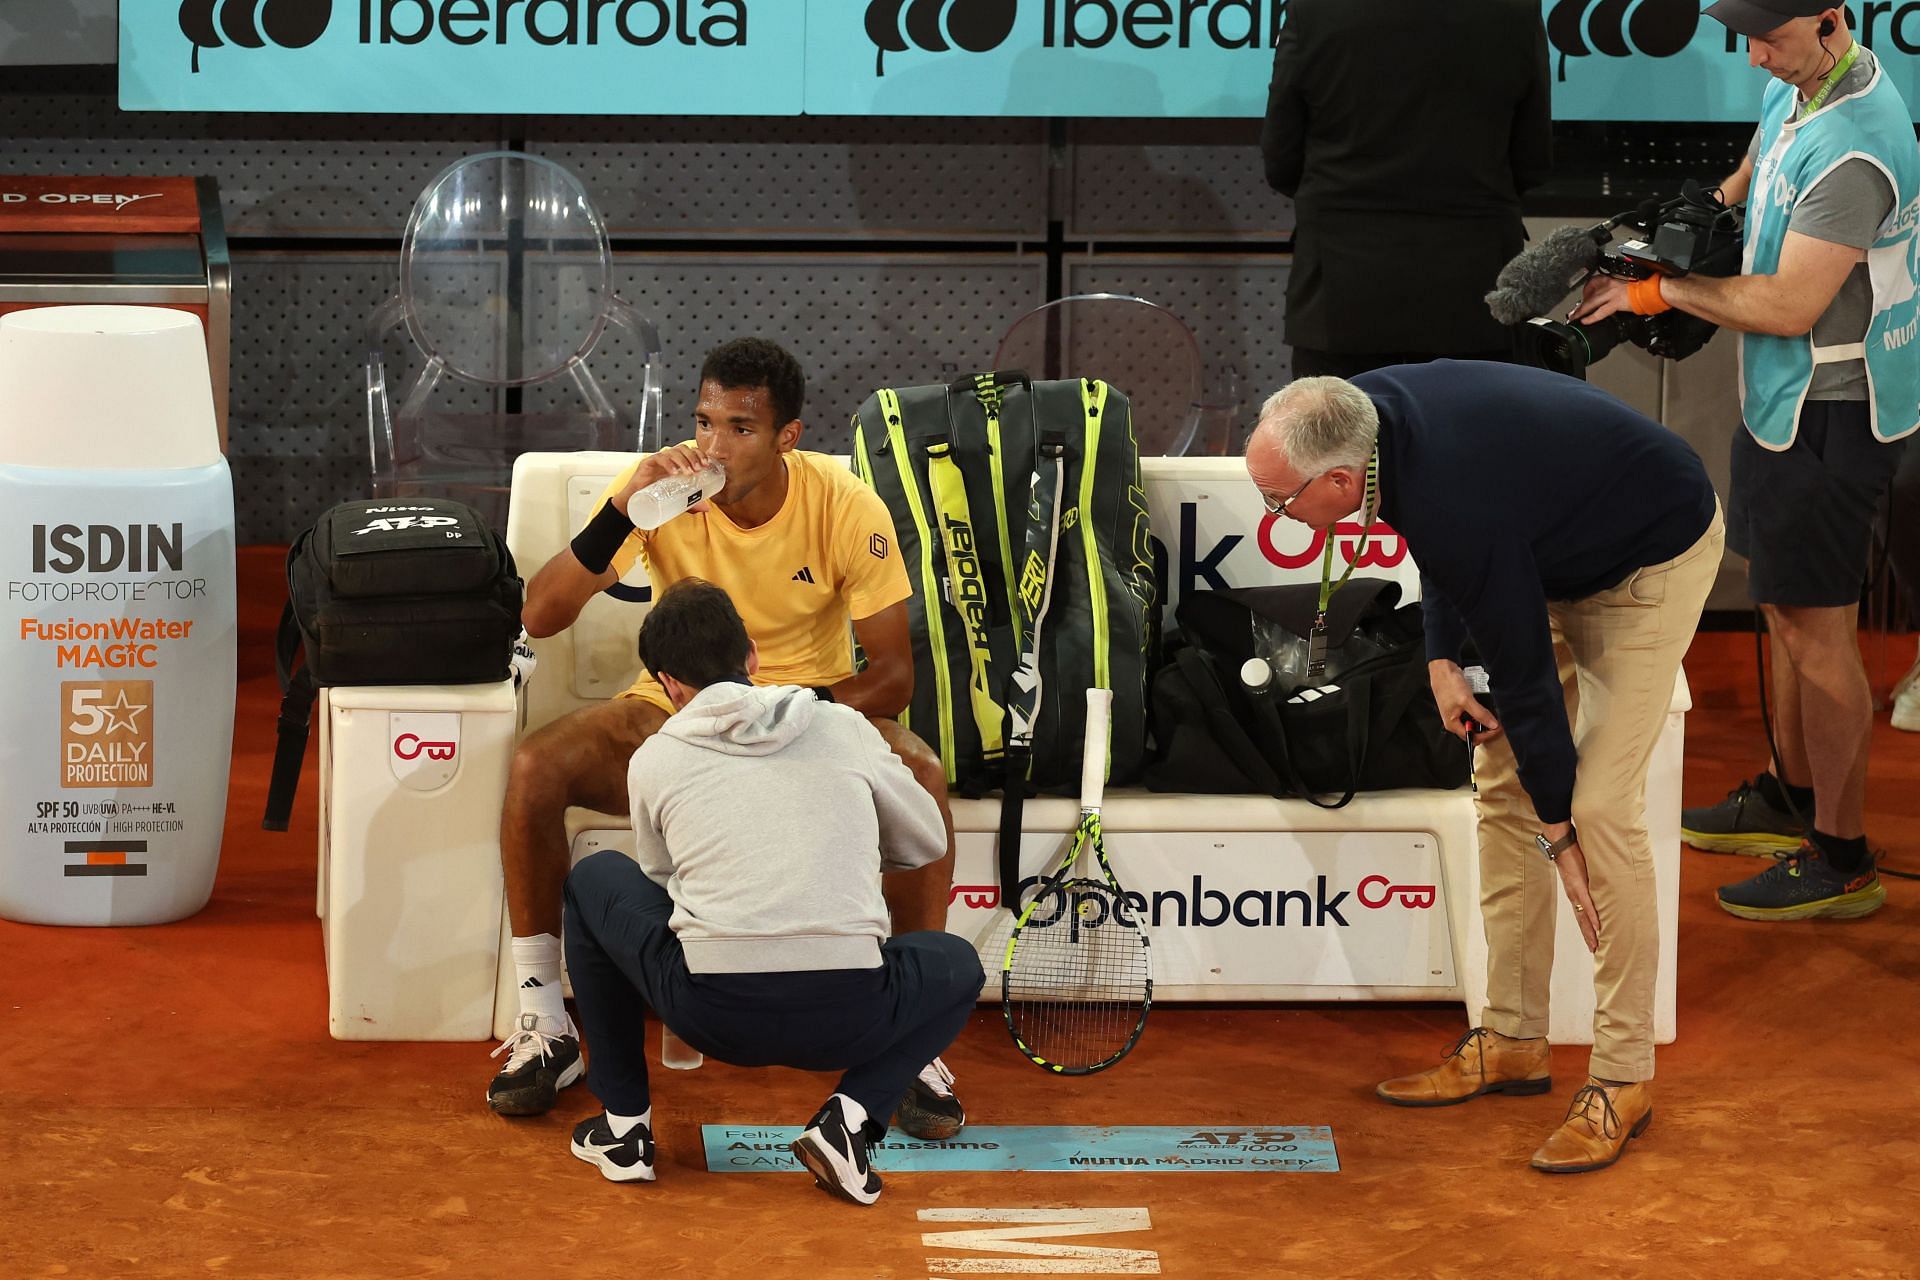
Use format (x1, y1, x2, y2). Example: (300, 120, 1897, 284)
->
(561, 578, 985, 1204)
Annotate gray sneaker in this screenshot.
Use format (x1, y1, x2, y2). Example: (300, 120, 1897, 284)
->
(1681, 776, 1805, 857)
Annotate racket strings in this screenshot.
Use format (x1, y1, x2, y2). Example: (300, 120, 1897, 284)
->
(1004, 871, 1152, 1071)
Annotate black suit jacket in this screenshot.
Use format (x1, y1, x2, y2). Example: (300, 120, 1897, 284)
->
(1262, 0, 1552, 355)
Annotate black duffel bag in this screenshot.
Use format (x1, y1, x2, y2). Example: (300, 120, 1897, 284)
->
(263, 498, 523, 830)
(1144, 579, 1468, 807)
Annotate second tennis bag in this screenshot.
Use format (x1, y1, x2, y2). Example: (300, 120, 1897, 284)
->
(850, 371, 1157, 798)
(1144, 580, 1469, 807)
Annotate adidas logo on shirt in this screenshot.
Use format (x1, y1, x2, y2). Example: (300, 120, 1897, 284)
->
(791, 566, 816, 584)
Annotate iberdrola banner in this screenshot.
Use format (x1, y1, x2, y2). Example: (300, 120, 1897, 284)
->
(119, 1, 1920, 120)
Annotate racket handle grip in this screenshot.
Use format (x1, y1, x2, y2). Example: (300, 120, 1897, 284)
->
(1081, 687, 1113, 810)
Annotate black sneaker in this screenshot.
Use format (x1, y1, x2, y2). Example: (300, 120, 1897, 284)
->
(1681, 776, 1805, 857)
(792, 1098, 883, 1206)
(893, 1057, 965, 1141)
(1717, 842, 1887, 922)
(486, 1013, 584, 1116)
(570, 1113, 656, 1183)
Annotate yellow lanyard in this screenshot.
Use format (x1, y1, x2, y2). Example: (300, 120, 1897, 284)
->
(1798, 42, 1860, 121)
(1306, 447, 1380, 678)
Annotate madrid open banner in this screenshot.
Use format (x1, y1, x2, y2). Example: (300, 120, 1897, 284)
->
(120, 1, 1920, 119)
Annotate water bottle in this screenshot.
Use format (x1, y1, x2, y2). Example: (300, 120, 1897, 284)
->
(661, 1025, 704, 1070)
(1250, 616, 1311, 689)
(623, 462, 725, 531)
(0, 305, 237, 926)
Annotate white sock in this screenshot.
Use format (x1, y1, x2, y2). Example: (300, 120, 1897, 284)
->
(605, 1107, 652, 1138)
(511, 934, 569, 1031)
(831, 1093, 870, 1133)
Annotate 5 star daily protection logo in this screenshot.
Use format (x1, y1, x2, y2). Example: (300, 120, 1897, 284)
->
(866, 0, 1017, 75)
(181, 0, 333, 73)
(61, 680, 155, 789)
(1545, 0, 1699, 82)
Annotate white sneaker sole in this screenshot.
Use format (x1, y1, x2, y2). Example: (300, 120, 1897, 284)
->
(791, 1131, 881, 1206)
(571, 1137, 656, 1183)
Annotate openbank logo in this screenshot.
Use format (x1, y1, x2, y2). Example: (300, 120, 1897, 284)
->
(182, 0, 747, 70)
(1546, 0, 1698, 81)
(864, 0, 1281, 76)
(998, 872, 1440, 930)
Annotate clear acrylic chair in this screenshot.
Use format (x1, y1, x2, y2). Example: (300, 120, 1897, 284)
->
(366, 151, 664, 529)
(993, 293, 1235, 456)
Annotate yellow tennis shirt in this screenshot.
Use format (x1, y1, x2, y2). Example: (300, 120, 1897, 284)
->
(597, 450, 911, 708)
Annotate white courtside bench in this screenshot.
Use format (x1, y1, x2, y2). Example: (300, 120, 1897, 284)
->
(313, 449, 1689, 1046)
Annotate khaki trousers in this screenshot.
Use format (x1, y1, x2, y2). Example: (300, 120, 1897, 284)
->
(1473, 505, 1724, 1082)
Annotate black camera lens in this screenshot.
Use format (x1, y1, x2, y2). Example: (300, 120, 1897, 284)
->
(1515, 316, 1634, 380)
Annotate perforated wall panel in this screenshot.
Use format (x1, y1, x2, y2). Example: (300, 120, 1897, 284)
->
(0, 69, 505, 236)
(228, 252, 504, 541)
(1069, 255, 1291, 454)
(522, 255, 1048, 454)
(1068, 120, 1292, 240)
(531, 119, 1049, 240)
(0, 0, 115, 65)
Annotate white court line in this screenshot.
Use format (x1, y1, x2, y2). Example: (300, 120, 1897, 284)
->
(920, 1207, 1160, 1274)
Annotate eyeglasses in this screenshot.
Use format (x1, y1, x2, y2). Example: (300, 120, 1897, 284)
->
(1262, 471, 1320, 517)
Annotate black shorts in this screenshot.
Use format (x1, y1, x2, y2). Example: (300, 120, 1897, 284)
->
(1728, 400, 1907, 607)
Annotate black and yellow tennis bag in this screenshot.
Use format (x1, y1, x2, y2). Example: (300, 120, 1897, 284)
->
(850, 371, 1157, 805)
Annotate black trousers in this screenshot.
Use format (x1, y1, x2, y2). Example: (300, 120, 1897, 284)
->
(562, 850, 984, 1130)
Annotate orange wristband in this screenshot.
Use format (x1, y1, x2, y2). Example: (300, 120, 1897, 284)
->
(1627, 276, 1672, 316)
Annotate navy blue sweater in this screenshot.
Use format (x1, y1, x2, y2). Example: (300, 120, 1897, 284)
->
(1358, 361, 1716, 823)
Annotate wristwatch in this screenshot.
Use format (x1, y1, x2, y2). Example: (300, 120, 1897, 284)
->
(1536, 829, 1578, 861)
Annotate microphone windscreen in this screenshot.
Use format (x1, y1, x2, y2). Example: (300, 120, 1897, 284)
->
(1485, 225, 1602, 324)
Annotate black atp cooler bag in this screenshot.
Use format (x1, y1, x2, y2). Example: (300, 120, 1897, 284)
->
(263, 498, 523, 829)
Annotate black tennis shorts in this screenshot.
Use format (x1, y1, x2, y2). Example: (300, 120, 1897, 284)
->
(1728, 399, 1907, 607)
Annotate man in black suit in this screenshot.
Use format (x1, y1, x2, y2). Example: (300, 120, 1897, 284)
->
(1261, 0, 1553, 380)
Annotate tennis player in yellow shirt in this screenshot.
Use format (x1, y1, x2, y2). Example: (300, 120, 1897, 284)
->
(486, 338, 966, 1141)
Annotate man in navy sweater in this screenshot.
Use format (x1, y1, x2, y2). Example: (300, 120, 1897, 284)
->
(1246, 362, 1722, 1174)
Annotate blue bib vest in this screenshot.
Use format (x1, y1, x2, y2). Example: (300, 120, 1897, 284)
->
(1742, 54, 1920, 449)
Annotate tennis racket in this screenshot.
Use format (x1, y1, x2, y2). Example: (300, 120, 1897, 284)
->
(1001, 688, 1153, 1074)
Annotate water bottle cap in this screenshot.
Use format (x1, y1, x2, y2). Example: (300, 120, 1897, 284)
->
(1240, 657, 1273, 691)
(0, 306, 220, 470)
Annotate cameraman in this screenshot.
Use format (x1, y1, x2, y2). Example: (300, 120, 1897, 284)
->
(1572, 0, 1918, 924)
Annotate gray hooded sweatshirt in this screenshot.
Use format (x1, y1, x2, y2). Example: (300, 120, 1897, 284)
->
(626, 682, 947, 975)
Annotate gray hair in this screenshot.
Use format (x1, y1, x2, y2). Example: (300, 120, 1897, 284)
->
(1252, 377, 1378, 474)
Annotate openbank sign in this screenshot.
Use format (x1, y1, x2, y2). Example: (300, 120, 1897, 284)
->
(121, 1, 1920, 118)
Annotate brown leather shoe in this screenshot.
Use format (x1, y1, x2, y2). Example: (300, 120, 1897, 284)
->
(1530, 1080, 1653, 1174)
(1375, 1027, 1551, 1107)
